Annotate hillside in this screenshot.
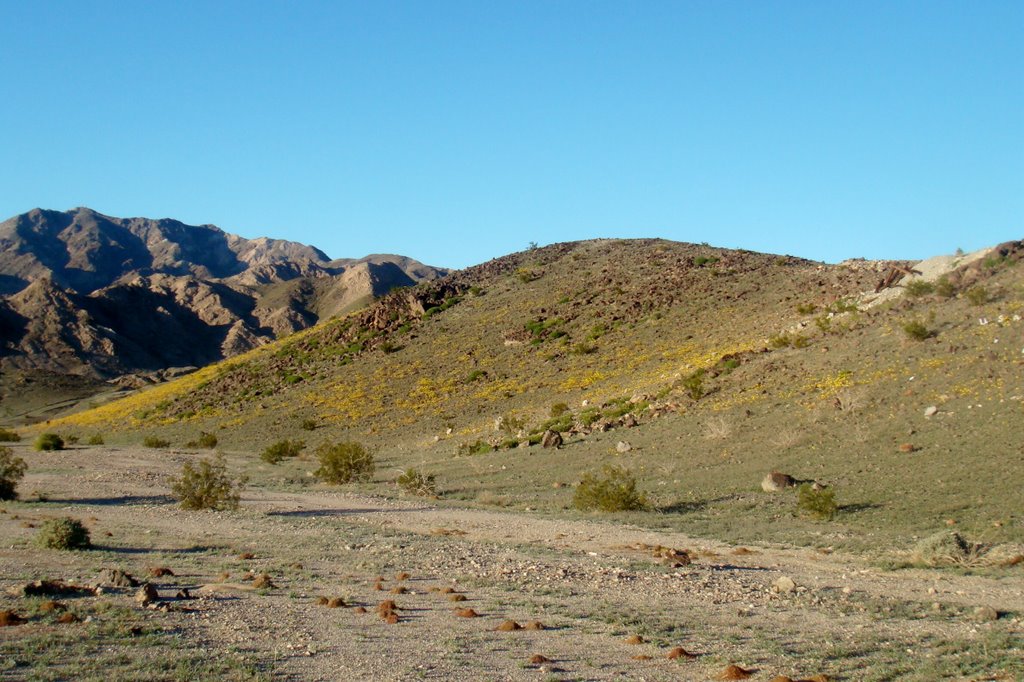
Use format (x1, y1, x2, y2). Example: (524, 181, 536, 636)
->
(0, 208, 446, 422)
(46, 237, 1024, 551)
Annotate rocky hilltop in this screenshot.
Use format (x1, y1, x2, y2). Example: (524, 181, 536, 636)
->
(0, 208, 445, 418)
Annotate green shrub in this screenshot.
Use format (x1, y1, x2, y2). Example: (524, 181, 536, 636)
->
(769, 334, 792, 349)
(573, 465, 647, 512)
(143, 436, 170, 448)
(0, 428, 20, 443)
(796, 484, 837, 521)
(934, 276, 956, 298)
(187, 432, 217, 449)
(465, 370, 486, 383)
(795, 303, 817, 315)
(515, 267, 540, 283)
(36, 517, 91, 550)
(86, 434, 104, 446)
(34, 433, 64, 451)
(396, 468, 437, 497)
(902, 319, 934, 341)
(904, 279, 935, 297)
(693, 255, 719, 267)
(314, 441, 374, 484)
(261, 439, 305, 464)
(300, 419, 318, 431)
(550, 402, 570, 418)
(571, 342, 598, 355)
(171, 454, 246, 511)
(966, 286, 990, 306)
(680, 370, 705, 400)
(0, 446, 28, 501)
(457, 440, 494, 456)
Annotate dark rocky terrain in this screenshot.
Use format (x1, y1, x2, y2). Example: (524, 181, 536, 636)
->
(0, 207, 445, 422)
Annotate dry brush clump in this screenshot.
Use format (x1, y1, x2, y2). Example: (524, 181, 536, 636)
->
(396, 468, 437, 496)
(0, 446, 27, 500)
(34, 433, 64, 451)
(171, 454, 247, 511)
(314, 441, 374, 484)
(260, 439, 305, 464)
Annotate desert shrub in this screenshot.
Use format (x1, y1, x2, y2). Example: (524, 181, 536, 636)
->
(187, 432, 217, 449)
(143, 435, 170, 448)
(796, 484, 837, 520)
(515, 267, 540, 283)
(457, 440, 494, 456)
(902, 319, 934, 341)
(966, 285, 990, 306)
(171, 454, 246, 511)
(0, 446, 28, 501)
(573, 465, 647, 512)
(65, 435, 80, 445)
(0, 428, 20, 443)
(34, 433, 64, 451)
(910, 531, 984, 567)
(36, 517, 91, 550)
(934, 276, 956, 298)
(571, 342, 598, 355)
(680, 369, 705, 400)
(550, 402, 570, 418)
(693, 255, 719, 267)
(314, 441, 374, 484)
(904, 279, 935, 297)
(86, 434, 104, 445)
(795, 302, 817, 314)
(829, 298, 859, 313)
(465, 370, 485, 383)
(300, 418, 318, 431)
(396, 468, 437, 496)
(261, 439, 305, 464)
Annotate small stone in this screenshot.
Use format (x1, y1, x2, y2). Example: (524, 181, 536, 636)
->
(773, 576, 796, 594)
(616, 441, 632, 453)
(924, 406, 938, 417)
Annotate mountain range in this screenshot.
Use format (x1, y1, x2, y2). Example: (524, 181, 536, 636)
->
(0, 207, 445, 419)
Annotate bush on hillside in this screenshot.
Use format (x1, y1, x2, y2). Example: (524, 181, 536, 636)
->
(796, 484, 837, 521)
(171, 454, 246, 511)
(36, 517, 91, 550)
(902, 320, 934, 341)
(314, 441, 374, 484)
(143, 436, 170, 448)
(86, 434, 105, 445)
(0, 446, 28, 501)
(34, 433, 64, 451)
(260, 439, 305, 464)
(189, 432, 218, 449)
(573, 465, 647, 512)
(904, 279, 934, 297)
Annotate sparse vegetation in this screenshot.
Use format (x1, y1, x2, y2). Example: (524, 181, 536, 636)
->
(0, 446, 27, 500)
(573, 465, 647, 512)
(396, 468, 437, 496)
(171, 454, 246, 511)
(300, 418, 318, 431)
(549, 402, 569, 418)
(680, 369, 705, 400)
(34, 433, 64, 451)
(36, 517, 91, 549)
(143, 435, 171, 448)
(903, 279, 934, 297)
(0, 428, 21, 442)
(966, 285, 990, 305)
(260, 439, 305, 464)
(934, 275, 956, 298)
(796, 484, 837, 521)
(457, 440, 494, 456)
(910, 531, 984, 567)
(187, 431, 218, 449)
(314, 441, 375, 484)
(86, 434, 104, 445)
(902, 319, 934, 341)
(795, 302, 817, 314)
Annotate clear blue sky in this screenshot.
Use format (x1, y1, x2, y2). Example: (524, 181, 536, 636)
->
(1, 1, 1021, 268)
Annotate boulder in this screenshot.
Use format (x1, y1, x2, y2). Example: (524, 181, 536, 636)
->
(541, 430, 563, 449)
(761, 472, 797, 492)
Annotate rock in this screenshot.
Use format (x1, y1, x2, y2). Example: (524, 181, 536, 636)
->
(541, 430, 563, 449)
(773, 576, 796, 593)
(493, 416, 506, 432)
(973, 605, 999, 622)
(761, 472, 796, 492)
(98, 569, 139, 588)
(924, 405, 938, 417)
(615, 441, 632, 453)
(135, 584, 159, 606)
(621, 414, 638, 428)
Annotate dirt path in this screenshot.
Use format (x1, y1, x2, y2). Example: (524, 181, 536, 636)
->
(1, 446, 1021, 681)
